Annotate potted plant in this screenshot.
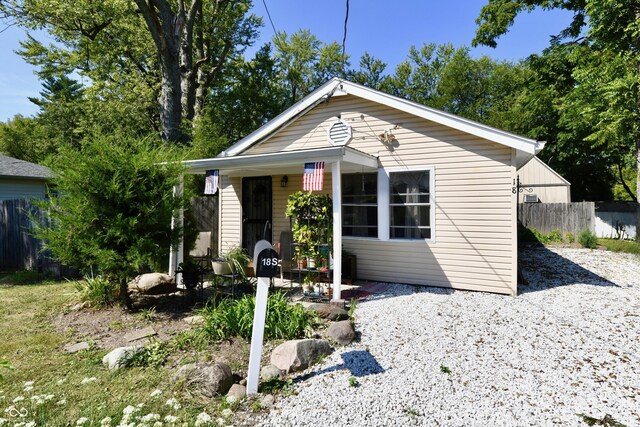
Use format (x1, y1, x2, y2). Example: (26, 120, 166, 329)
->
(211, 257, 232, 275)
(303, 272, 315, 294)
(226, 245, 252, 282)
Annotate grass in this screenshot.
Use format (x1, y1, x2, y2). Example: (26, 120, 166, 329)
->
(597, 238, 640, 255)
(0, 280, 238, 425)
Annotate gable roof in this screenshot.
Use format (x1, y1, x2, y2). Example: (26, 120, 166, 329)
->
(517, 156, 571, 186)
(222, 78, 545, 165)
(0, 154, 53, 180)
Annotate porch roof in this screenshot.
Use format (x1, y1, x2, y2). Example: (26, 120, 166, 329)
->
(183, 146, 379, 176)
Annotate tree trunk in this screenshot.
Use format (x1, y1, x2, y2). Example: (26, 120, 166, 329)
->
(119, 277, 132, 310)
(161, 59, 185, 142)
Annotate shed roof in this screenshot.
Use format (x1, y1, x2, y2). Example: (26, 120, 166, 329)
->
(0, 154, 53, 180)
(221, 78, 545, 167)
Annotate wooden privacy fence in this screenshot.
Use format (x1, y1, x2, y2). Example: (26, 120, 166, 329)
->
(518, 202, 595, 235)
(0, 199, 47, 270)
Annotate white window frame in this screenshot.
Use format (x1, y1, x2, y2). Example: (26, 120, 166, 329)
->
(341, 172, 379, 239)
(380, 165, 436, 243)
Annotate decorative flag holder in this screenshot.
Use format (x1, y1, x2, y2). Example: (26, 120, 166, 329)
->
(246, 240, 279, 395)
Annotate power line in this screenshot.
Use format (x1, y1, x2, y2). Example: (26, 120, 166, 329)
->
(341, 0, 350, 78)
(262, 0, 278, 36)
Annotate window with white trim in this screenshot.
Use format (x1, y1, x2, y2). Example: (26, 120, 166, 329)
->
(389, 170, 432, 239)
(342, 173, 378, 237)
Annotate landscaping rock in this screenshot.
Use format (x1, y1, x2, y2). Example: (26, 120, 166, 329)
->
(124, 326, 157, 342)
(102, 346, 143, 370)
(227, 384, 246, 401)
(183, 315, 204, 325)
(260, 394, 275, 409)
(325, 320, 356, 345)
(260, 364, 283, 381)
(270, 339, 333, 373)
(173, 362, 233, 398)
(64, 341, 90, 354)
(303, 302, 349, 321)
(128, 273, 177, 295)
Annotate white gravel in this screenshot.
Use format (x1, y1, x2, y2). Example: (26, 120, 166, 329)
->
(256, 247, 640, 427)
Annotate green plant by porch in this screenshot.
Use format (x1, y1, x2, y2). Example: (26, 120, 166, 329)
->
(285, 191, 333, 263)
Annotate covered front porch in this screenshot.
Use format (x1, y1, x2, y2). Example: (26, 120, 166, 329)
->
(170, 146, 379, 302)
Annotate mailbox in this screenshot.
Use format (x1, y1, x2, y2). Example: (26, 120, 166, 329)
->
(253, 239, 279, 278)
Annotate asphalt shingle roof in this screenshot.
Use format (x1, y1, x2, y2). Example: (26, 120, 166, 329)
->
(0, 154, 53, 180)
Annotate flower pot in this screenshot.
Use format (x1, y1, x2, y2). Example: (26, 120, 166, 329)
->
(212, 259, 232, 275)
(307, 257, 316, 269)
(296, 259, 307, 270)
(313, 284, 321, 294)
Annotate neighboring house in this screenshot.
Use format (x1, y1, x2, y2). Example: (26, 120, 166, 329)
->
(516, 156, 571, 203)
(173, 78, 544, 296)
(0, 154, 53, 201)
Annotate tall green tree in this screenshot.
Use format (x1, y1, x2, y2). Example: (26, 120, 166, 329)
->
(2, 0, 261, 142)
(474, 0, 640, 239)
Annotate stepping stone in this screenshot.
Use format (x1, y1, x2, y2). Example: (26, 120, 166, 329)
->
(302, 302, 349, 321)
(124, 326, 157, 342)
(64, 341, 90, 353)
(183, 315, 204, 325)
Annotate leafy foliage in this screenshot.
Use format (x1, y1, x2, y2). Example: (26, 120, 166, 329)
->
(198, 292, 317, 341)
(126, 340, 169, 368)
(35, 134, 187, 304)
(578, 229, 599, 249)
(72, 274, 118, 307)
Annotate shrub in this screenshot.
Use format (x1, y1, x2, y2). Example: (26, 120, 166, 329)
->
(578, 229, 598, 249)
(546, 229, 564, 243)
(126, 340, 169, 368)
(198, 292, 316, 341)
(72, 274, 118, 307)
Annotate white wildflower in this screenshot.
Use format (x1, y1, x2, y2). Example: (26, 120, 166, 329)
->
(153, 422, 163, 427)
(12, 422, 25, 427)
(24, 422, 36, 427)
(22, 386, 33, 393)
(163, 415, 178, 423)
(76, 417, 89, 426)
(149, 389, 162, 398)
(43, 395, 54, 401)
(12, 396, 24, 403)
(29, 396, 44, 405)
(22, 382, 34, 388)
(140, 414, 160, 422)
(0, 418, 7, 426)
(56, 399, 66, 406)
(100, 416, 112, 426)
(216, 418, 225, 426)
(80, 377, 97, 385)
(56, 379, 65, 385)
(221, 408, 233, 418)
(164, 398, 181, 411)
(122, 406, 138, 416)
(194, 412, 212, 426)
(137, 403, 144, 408)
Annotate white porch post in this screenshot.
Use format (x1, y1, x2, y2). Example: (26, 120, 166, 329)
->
(168, 176, 184, 283)
(331, 161, 342, 302)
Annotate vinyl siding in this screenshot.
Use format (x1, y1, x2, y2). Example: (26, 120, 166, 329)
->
(243, 95, 517, 295)
(219, 176, 242, 254)
(517, 157, 571, 203)
(0, 178, 47, 201)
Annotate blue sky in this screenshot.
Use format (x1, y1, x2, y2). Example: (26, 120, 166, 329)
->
(0, 1, 574, 121)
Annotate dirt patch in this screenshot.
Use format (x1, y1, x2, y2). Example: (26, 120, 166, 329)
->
(54, 292, 204, 350)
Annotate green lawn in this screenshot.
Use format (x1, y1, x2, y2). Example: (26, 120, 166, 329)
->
(597, 238, 640, 255)
(0, 281, 241, 426)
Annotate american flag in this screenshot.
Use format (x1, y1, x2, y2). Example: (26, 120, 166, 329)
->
(204, 169, 219, 195)
(302, 162, 324, 191)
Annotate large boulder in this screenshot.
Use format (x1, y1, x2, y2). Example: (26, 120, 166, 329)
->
(302, 302, 349, 321)
(270, 339, 333, 373)
(128, 273, 177, 295)
(173, 362, 233, 398)
(325, 320, 356, 345)
(102, 346, 143, 370)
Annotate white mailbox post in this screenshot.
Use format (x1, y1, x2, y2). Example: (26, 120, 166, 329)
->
(246, 240, 278, 395)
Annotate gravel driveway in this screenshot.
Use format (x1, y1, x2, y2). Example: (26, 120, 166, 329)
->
(257, 247, 640, 427)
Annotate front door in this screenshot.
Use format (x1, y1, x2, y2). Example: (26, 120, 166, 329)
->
(242, 176, 272, 257)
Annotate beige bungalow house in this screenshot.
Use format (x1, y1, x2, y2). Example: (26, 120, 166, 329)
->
(172, 78, 544, 297)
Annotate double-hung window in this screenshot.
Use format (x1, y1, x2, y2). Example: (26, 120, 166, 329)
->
(389, 170, 433, 239)
(342, 173, 378, 238)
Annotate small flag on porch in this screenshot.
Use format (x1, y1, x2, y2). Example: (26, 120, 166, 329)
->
(204, 169, 219, 195)
(303, 162, 324, 191)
